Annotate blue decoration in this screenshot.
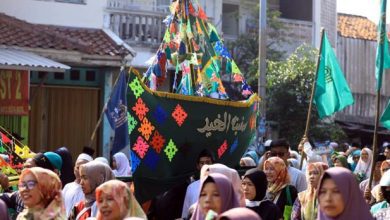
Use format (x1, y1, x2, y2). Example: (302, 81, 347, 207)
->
(144, 149, 160, 171)
(214, 41, 232, 59)
(179, 41, 186, 55)
(153, 64, 162, 77)
(130, 150, 141, 174)
(230, 138, 239, 154)
(153, 105, 168, 125)
(163, 14, 173, 26)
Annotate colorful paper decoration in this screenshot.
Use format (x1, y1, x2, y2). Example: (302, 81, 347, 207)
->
(132, 98, 149, 121)
(130, 150, 141, 174)
(0, 132, 11, 144)
(171, 104, 188, 127)
(230, 138, 239, 154)
(1, 165, 17, 175)
(129, 77, 144, 99)
(138, 118, 155, 141)
(14, 145, 34, 160)
(249, 114, 256, 130)
(218, 140, 228, 158)
(149, 130, 166, 154)
(164, 139, 178, 162)
(128, 113, 138, 134)
(132, 136, 150, 159)
(0, 140, 6, 153)
(144, 149, 160, 171)
(153, 105, 168, 125)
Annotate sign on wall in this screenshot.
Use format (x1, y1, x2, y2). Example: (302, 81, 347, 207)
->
(0, 70, 29, 115)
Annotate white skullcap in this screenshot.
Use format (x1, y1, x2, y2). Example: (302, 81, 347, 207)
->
(76, 153, 93, 162)
(380, 170, 390, 187)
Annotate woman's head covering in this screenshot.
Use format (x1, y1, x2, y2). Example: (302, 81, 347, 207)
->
(244, 151, 259, 165)
(299, 162, 328, 220)
(217, 207, 261, 220)
(317, 167, 374, 220)
(381, 160, 390, 175)
(55, 146, 76, 186)
(243, 168, 267, 201)
(19, 167, 65, 219)
(201, 163, 245, 206)
(263, 157, 290, 196)
(191, 173, 240, 220)
(354, 148, 373, 179)
(43, 152, 63, 172)
(96, 180, 146, 219)
(113, 152, 132, 177)
(0, 199, 10, 220)
(240, 157, 257, 167)
(334, 155, 350, 170)
(80, 161, 115, 207)
(94, 157, 110, 166)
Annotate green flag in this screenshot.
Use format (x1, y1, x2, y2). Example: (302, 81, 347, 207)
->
(314, 32, 354, 119)
(376, 0, 390, 91)
(381, 101, 390, 129)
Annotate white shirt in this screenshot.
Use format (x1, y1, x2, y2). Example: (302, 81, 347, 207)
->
(62, 181, 85, 218)
(181, 180, 201, 218)
(288, 166, 307, 192)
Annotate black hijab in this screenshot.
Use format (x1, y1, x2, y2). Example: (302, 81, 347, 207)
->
(55, 147, 75, 186)
(243, 168, 267, 201)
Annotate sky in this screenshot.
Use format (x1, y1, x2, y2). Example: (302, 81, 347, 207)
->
(337, 0, 385, 23)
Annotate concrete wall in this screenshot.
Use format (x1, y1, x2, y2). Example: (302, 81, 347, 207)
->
(0, 0, 106, 28)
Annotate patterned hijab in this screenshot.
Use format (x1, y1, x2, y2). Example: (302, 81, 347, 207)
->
(79, 161, 115, 207)
(191, 173, 240, 220)
(18, 167, 66, 219)
(96, 180, 146, 219)
(263, 157, 290, 197)
(298, 162, 328, 220)
(113, 152, 132, 177)
(317, 167, 374, 220)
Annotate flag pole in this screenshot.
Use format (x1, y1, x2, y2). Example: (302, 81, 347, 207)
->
(87, 67, 130, 148)
(299, 29, 325, 170)
(369, 84, 381, 188)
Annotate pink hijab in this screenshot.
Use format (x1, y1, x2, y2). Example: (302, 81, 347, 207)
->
(317, 167, 374, 220)
(191, 173, 240, 220)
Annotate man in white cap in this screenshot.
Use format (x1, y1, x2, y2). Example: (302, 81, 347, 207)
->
(372, 170, 390, 219)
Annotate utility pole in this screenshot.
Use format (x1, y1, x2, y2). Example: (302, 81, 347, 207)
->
(258, 0, 267, 117)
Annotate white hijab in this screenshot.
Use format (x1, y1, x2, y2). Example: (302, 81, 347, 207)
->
(354, 148, 373, 179)
(113, 152, 132, 177)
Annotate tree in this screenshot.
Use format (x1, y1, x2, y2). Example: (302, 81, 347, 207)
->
(266, 44, 347, 147)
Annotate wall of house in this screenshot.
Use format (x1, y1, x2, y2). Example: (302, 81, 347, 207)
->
(0, 0, 106, 28)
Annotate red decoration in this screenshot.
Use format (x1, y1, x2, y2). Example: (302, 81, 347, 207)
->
(249, 114, 256, 130)
(197, 7, 207, 20)
(218, 140, 228, 158)
(132, 136, 150, 159)
(0, 132, 11, 144)
(149, 130, 166, 154)
(171, 104, 188, 127)
(132, 98, 149, 121)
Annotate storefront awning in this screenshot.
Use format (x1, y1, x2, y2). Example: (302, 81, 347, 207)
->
(0, 49, 70, 72)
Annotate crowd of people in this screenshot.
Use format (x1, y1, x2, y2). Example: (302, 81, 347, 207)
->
(0, 139, 390, 219)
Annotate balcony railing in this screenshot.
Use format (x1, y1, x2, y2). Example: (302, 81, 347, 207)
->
(107, 0, 171, 13)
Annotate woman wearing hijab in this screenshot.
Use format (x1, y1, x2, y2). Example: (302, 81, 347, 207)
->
(264, 157, 298, 217)
(201, 163, 245, 206)
(112, 152, 132, 177)
(0, 199, 10, 220)
(317, 167, 373, 220)
(17, 167, 66, 220)
(217, 207, 261, 220)
(191, 173, 240, 220)
(95, 180, 146, 219)
(349, 149, 361, 172)
(240, 157, 257, 167)
(63, 153, 93, 218)
(292, 162, 328, 220)
(55, 146, 76, 186)
(332, 155, 350, 170)
(354, 148, 373, 181)
(242, 168, 282, 220)
(70, 161, 115, 220)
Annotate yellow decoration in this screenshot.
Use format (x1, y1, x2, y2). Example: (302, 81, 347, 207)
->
(15, 144, 35, 159)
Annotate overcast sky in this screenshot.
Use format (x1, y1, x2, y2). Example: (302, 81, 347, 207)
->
(337, 0, 386, 23)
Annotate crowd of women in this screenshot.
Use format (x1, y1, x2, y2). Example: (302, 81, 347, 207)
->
(1, 139, 390, 219)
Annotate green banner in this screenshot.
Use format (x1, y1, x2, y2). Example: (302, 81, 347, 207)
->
(127, 70, 258, 203)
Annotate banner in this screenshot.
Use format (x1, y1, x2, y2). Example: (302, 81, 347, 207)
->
(0, 69, 29, 115)
(127, 70, 258, 203)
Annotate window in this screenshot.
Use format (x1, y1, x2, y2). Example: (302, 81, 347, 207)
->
(54, 72, 64, 80)
(86, 71, 96, 81)
(222, 4, 239, 37)
(279, 0, 312, 21)
(70, 70, 80, 80)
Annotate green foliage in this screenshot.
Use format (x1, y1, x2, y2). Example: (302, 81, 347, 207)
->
(266, 44, 347, 147)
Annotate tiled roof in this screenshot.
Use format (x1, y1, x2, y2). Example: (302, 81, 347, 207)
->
(0, 13, 130, 56)
(338, 14, 377, 41)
